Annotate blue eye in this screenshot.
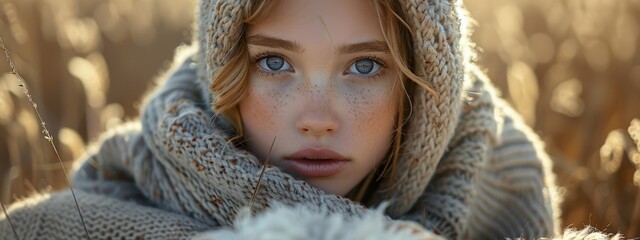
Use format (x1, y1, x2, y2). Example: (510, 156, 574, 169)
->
(257, 56, 292, 72)
(348, 59, 381, 76)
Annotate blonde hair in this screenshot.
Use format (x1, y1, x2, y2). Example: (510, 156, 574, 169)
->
(210, 0, 436, 202)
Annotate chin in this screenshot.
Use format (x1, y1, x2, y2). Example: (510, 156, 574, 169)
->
(305, 178, 352, 196)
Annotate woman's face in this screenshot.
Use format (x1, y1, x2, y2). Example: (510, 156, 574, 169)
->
(239, 0, 399, 196)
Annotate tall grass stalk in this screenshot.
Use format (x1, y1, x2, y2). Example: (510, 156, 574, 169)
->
(0, 35, 90, 239)
(1, 201, 20, 240)
(249, 137, 276, 213)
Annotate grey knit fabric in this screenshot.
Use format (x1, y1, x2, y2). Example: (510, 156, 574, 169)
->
(1, 0, 558, 239)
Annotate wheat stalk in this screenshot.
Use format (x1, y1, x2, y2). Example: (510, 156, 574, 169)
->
(1, 35, 91, 239)
(1, 201, 20, 240)
(249, 136, 276, 214)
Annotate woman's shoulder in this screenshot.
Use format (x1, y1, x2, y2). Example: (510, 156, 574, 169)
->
(455, 64, 559, 238)
(74, 121, 144, 170)
(1, 189, 208, 239)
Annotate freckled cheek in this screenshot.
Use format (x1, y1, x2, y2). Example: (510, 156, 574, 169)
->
(345, 88, 397, 132)
(239, 86, 291, 132)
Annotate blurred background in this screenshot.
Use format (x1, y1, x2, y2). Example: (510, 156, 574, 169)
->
(1, 0, 639, 236)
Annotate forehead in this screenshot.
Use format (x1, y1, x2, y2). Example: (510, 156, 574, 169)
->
(247, 0, 384, 45)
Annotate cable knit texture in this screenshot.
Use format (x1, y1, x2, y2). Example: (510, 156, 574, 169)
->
(1, 0, 559, 239)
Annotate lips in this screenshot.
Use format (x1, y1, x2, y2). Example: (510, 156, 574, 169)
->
(283, 148, 349, 177)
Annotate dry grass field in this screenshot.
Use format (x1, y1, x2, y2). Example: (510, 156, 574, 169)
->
(1, 0, 639, 236)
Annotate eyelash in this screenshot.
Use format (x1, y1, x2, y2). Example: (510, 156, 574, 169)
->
(251, 51, 387, 80)
(346, 55, 386, 81)
(252, 51, 289, 78)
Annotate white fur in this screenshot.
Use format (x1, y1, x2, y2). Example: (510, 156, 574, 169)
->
(193, 203, 444, 240)
(194, 205, 624, 240)
(550, 227, 622, 240)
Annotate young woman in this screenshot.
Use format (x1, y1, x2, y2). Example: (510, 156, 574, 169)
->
(1, 0, 558, 239)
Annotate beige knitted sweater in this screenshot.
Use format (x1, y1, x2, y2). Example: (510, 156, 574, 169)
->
(1, 0, 558, 239)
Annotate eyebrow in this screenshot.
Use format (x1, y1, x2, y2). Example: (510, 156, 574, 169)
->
(337, 41, 390, 54)
(247, 35, 304, 52)
(247, 34, 390, 54)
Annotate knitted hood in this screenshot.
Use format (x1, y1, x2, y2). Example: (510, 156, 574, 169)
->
(196, 0, 493, 216)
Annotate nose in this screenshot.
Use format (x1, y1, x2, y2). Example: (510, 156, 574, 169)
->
(296, 107, 339, 136)
(296, 74, 339, 136)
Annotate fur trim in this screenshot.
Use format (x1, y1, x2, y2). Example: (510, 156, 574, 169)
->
(194, 203, 444, 240)
(551, 227, 623, 240)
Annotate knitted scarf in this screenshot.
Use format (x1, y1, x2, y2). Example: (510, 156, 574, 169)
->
(1, 0, 558, 239)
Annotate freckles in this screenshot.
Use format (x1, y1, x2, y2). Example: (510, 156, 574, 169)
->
(260, 86, 296, 131)
(346, 89, 368, 123)
(268, 88, 289, 112)
(305, 81, 326, 101)
(345, 88, 391, 130)
(245, 88, 279, 131)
